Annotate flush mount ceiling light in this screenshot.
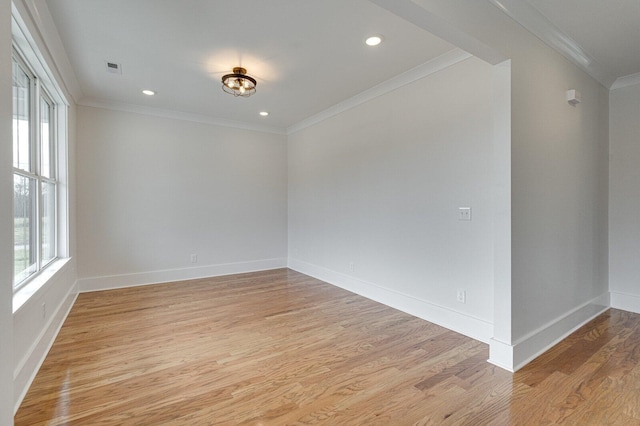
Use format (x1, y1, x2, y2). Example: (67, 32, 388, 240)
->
(142, 89, 155, 96)
(222, 67, 257, 97)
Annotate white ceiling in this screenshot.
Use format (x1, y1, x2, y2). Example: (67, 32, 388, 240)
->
(42, 0, 640, 132)
(44, 0, 456, 131)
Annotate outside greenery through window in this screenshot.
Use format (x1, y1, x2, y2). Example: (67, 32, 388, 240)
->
(12, 52, 58, 289)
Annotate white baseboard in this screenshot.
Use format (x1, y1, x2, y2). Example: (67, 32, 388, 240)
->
(488, 291, 610, 372)
(78, 258, 288, 293)
(610, 291, 640, 314)
(288, 258, 493, 343)
(13, 280, 79, 414)
(488, 338, 515, 372)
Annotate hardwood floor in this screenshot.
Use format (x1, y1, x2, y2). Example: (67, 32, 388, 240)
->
(14, 269, 640, 425)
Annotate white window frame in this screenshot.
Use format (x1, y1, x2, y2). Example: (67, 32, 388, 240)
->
(11, 8, 69, 297)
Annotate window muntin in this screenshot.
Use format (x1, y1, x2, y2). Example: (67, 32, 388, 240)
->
(40, 95, 55, 178)
(12, 58, 31, 172)
(41, 180, 56, 266)
(12, 52, 59, 289)
(13, 173, 37, 284)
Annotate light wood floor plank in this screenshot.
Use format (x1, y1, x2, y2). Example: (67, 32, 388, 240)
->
(14, 269, 640, 425)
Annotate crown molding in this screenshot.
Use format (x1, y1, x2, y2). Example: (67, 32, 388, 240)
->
(15, 0, 83, 103)
(611, 72, 640, 90)
(287, 48, 472, 135)
(78, 98, 287, 135)
(486, 0, 616, 88)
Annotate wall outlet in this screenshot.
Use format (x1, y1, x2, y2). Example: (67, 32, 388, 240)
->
(349, 261, 355, 272)
(458, 207, 472, 221)
(456, 290, 466, 304)
(190, 254, 198, 263)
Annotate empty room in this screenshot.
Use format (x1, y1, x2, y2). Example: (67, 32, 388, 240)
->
(2, 0, 640, 424)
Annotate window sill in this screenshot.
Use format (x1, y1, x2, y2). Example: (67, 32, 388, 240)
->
(13, 258, 72, 314)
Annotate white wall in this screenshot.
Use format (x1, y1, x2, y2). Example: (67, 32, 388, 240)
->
(12, 259, 78, 412)
(508, 39, 610, 362)
(434, 0, 610, 371)
(76, 106, 288, 290)
(354, 0, 610, 370)
(610, 83, 640, 312)
(1, 0, 15, 423)
(288, 56, 496, 341)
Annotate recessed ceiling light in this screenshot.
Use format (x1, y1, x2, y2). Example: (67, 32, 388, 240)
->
(365, 35, 383, 46)
(259, 111, 269, 116)
(142, 89, 155, 96)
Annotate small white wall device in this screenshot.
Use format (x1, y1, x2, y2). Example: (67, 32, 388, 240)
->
(566, 89, 581, 106)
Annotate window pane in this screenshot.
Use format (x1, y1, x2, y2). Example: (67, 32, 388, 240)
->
(40, 96, 54, 178)
(14, 174, 37, 285)
(12, 59, 31, 172)
(41, 181, 56, 265)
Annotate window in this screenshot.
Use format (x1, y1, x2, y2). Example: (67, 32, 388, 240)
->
(12, 51, 59, 290)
